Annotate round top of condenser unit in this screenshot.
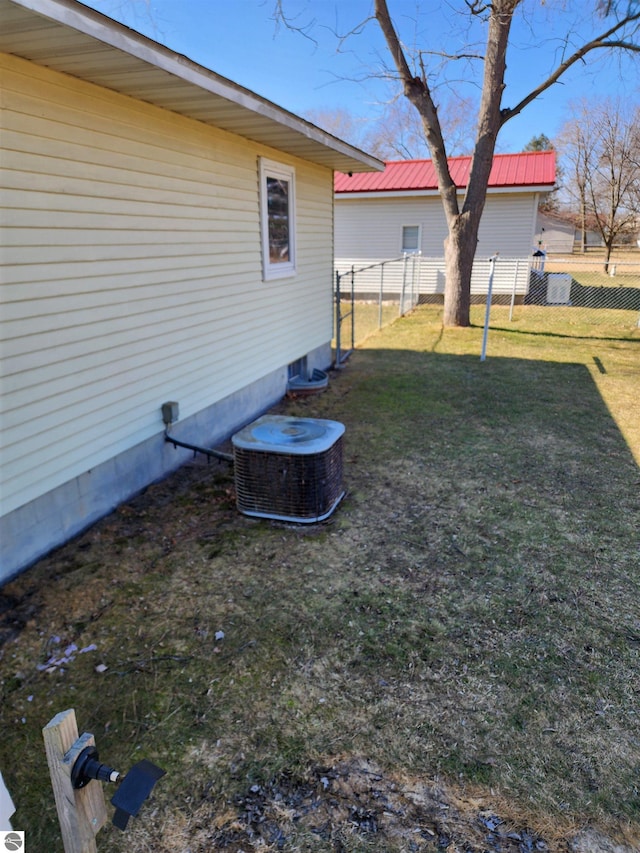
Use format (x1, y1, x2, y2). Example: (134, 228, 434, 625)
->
(232, 415, 345, 455)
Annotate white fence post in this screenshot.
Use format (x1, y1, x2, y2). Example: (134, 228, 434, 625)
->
(400, 254, 408, 315)
(509, 258, 520, 322)
(481, 255, 499, 362)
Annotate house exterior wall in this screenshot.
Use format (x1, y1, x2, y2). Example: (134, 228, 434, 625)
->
(0, 53, 335, 580)
(535, 211, 575, 254)
(335, 192, 539, 261)
(334, 192, 540, 297)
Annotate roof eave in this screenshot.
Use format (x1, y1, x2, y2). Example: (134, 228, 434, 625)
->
(335, 184, 556, 199)
(0, 0, 384, 174)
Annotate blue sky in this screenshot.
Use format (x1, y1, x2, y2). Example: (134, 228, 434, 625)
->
(83, 0, 639, 155)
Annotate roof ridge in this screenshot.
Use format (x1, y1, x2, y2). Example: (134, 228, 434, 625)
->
(383, 150, 553, 166)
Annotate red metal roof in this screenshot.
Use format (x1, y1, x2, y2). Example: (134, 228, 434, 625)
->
(335, 151, 556, 193)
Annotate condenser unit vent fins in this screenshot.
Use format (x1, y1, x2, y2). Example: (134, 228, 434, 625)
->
(232, 416, 345, 523)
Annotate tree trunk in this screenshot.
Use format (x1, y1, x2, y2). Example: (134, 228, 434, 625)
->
(439, 1, 514, 327)
(443, 214, 479, 326)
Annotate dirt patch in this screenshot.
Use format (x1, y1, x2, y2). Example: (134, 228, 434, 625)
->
(210, 757, 550, 851)
(129, 755, 638, 852)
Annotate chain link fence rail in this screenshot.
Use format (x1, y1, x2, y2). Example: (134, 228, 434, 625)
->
(334, 254, 640, 361)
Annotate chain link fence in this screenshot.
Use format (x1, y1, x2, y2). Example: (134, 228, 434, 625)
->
(512, 256, 640, 326)
(334, 254, 640, 362)
(334, 255, 422, 365)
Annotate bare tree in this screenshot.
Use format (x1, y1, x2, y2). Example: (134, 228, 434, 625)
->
(306, 93, 475, 159)
(373, 0, 640, 325)
(304, 107, 370, 149)
(629, 116, 640, 222)
(558, 99, 640, 264)
(589, 102, 640, 266)
(365, 93, 476, 159)
(557, 103, 597, 254)
(277, 1, 640, 325)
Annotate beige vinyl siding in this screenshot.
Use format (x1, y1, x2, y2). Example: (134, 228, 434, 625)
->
(1, 53, 334, 516)
(335, 193, 538, 261)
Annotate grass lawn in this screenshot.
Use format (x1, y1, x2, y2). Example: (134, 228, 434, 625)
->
(1, 307, 639, 852)
(545, 248, 640, 288)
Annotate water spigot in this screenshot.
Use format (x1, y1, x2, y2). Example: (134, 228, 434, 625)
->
(70, 744, 165, 830)
(71, 745, 120, 788)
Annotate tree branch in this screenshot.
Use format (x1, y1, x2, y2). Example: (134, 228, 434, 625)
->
(500, 13, 640, 125)
(465, 0, 492, 15)
(374, 0, 459, 220)
(272, 0, 319, 46)
(417, 49, 486, 62)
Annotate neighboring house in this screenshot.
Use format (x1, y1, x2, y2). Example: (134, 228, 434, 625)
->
(334, 152, 556, 297)
(535, 210, 576, 254)
(0, 0, 382, 581)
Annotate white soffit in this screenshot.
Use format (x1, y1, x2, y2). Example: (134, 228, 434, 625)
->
(0, 0, 384, 174)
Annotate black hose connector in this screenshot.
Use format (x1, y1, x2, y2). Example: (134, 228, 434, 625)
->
(71, 745, 120, 788)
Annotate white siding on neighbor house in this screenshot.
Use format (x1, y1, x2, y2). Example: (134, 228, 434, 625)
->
(335, 192, 539, 263)
(0, 53, 334, 517)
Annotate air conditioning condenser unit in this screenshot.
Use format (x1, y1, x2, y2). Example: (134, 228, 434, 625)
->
(232, 415, 345, 523)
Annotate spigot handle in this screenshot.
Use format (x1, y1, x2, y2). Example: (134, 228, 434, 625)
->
(111, 759, 166, 830)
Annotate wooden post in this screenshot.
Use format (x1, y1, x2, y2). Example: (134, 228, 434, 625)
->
(43, 709, 108, 853)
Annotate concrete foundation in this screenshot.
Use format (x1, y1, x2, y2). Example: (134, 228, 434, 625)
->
(0, 343, 331, 583)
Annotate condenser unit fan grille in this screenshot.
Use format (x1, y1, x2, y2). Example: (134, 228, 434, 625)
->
(232, 416, 345, 523)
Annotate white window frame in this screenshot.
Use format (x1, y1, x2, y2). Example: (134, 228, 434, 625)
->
(259, 157, 296, 280)
(401, 224, 421, 255)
